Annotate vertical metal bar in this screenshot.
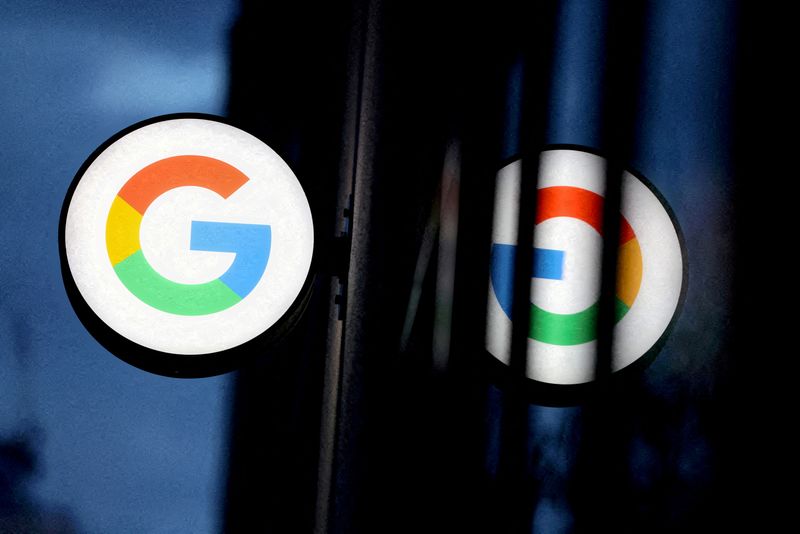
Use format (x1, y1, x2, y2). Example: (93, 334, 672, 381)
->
(573, 2, 648, 531)
(312, 1, 370, 531)
(509, 0, 560, 386)
(496, 1, 560, 532)
(325, 1, 382, 532)
(594, 3, 647, 386)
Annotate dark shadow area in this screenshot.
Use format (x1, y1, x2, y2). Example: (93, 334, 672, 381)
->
(1, 432, 79, 533)
(218, 1, 789, 532)
(222, 1, 351, 532)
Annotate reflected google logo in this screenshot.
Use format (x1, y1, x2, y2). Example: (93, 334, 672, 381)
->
(486, 148, 685, 389)
(491, 185, 643, 346)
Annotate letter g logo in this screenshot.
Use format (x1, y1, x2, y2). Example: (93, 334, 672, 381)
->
(61, 115, 314, 376)
(107, 155, 272, 316)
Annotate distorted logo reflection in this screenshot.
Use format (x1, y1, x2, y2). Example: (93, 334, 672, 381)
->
(486, 147, 685, 389)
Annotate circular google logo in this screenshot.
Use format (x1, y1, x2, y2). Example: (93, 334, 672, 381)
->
(486, 147, 685, 392)
(60, 115, 314, 376)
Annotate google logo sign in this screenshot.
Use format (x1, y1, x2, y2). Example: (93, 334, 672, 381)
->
(107, 155, 271, 315)
(486, 148, 685, 393)
(61, 115, 314, 376)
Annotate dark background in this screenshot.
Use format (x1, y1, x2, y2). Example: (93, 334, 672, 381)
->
(0, 1, 789, 532)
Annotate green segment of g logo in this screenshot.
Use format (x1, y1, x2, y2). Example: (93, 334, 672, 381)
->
(106, 155, 271, 316)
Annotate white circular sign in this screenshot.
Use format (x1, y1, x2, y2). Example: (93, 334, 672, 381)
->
(486, 148, 685, 387)
(61, 115, 314, 376)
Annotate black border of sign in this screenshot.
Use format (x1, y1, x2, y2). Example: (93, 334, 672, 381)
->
(482, 144, 689, 406)
(58, 113, 316, 378)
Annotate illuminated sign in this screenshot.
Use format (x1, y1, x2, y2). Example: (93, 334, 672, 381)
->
(486, 148, 685, 391)
(60, 115, 314, 376)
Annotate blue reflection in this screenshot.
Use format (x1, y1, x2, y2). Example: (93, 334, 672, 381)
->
(0, 1, 236, 532)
